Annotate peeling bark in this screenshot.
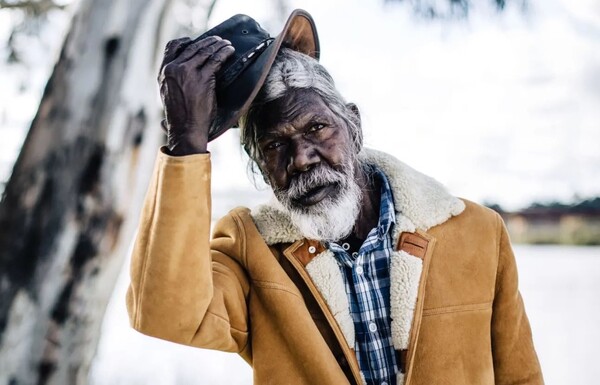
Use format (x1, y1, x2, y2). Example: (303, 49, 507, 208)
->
(0, 0, 206, 383)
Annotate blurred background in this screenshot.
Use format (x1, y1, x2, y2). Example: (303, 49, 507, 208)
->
(0, 0, 599, 384)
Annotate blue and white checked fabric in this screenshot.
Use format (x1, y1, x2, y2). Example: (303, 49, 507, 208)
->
(328, 166, 398, 385)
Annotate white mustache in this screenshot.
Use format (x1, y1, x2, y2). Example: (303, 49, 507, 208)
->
(270, 160, 363, 241)
(278, 165, 348, 201)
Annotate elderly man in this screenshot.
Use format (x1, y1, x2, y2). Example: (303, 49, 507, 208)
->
(126, 9, 543, 385)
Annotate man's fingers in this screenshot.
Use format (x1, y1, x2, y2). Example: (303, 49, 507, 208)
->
(160, 37, 192, 71)
(171, 36, 225, 65)
(203, 44, 236, 72)
(184, 41, 234, 73)
(165, 37, 191, 55)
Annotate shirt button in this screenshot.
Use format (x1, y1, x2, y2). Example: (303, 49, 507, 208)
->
(351, 252, 358, 258)
(308, 245, 316, 254)
(368, 322, 377, 333)
(342, 242, 350, 251)
(355, 266, 364, 275)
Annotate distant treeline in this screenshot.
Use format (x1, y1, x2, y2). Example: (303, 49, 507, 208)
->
(486, 197, 600, 216)
(485, 197, 600, 245)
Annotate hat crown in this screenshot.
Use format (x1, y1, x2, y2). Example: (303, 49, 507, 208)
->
(201, 14, 270, 55)
(194, 9, 319, 142)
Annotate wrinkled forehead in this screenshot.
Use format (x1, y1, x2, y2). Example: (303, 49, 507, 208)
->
(255, 88, 330, 135)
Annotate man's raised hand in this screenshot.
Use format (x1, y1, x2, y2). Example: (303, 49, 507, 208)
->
(158, 36, 235, 155)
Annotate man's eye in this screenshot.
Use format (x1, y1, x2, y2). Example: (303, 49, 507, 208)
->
(266, 141, 284, 150)
(308, 123, 325, 132)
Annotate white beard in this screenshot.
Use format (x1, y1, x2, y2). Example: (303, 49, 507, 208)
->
(271, 163, 363, 242)
(288, 183, 361, 241)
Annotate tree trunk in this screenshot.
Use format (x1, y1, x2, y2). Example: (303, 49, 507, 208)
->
(0, 0, 206, 383)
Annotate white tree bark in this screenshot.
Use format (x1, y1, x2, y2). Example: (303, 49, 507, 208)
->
(0, 0, 211, 383)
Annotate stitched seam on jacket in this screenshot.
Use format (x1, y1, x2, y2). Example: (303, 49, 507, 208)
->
(423, 301, 492, 316)
(204, 310, 248, 334)
(212, 268, 248, 307)
(252, 279, 303, 298)
(231, 211, 247, 268)
(134, 156, 162, 328)
(494, 212, 503, 298)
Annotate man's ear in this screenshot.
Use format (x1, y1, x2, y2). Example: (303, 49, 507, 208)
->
(346, 102, 363, 152)
(347, 102, 361, 124)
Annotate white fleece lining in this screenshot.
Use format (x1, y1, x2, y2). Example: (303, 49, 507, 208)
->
(359, 149, 465, 231)
(305, 250, 356, 348)
(397, 372, 405, 385)
(251, 200, 302, 244)
(391, 212, 417, 247)
(389, 250, 423, 350)
(304, 249, 424, 361)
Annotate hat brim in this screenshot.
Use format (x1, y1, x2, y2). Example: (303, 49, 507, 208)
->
(208, 9, 320, 142)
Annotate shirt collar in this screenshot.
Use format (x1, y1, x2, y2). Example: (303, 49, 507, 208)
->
(372, 165, 396, 239)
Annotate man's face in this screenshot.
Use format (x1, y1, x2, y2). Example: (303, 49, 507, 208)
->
(254, 88, 362, 241)
(256, 88, 357, 207)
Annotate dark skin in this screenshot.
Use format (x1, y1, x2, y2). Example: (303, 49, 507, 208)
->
(158, 35, 235, 155)
(255, 89, 381, 242)
(158, 37, 381, 244)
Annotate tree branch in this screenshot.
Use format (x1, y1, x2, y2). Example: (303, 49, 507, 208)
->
(204, 0, 217, 27)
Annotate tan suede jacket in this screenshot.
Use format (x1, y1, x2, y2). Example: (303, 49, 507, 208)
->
(126, 147, 544, 385)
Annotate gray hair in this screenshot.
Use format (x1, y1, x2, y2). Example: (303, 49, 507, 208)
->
(240, 48, 362, 164)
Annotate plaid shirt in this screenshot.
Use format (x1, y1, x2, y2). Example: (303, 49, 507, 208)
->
(328, 167, 398, 385)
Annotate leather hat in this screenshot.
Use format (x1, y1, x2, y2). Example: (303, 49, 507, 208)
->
(193, 9, 320, 142)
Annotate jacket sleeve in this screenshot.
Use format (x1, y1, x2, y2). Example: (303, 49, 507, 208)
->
(126, 148, 251, 358)
(491, 214, 544, 385)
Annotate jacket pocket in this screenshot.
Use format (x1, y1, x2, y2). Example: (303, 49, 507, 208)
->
(422, 301, 492, 317)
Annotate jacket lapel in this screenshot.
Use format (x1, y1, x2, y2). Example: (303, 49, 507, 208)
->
(392, 230, 436, 385)
(282, 240, 363, 385)
(281, 229, 436, 385)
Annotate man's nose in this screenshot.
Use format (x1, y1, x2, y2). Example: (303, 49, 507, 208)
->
(287, 141, 319, 174)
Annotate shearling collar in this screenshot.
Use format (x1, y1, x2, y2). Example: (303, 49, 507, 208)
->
(250, 148, 465, 245)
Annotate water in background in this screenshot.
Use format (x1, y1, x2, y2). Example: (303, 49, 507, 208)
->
(513, 245, 600, 385)
(90, 244, 600, 385)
